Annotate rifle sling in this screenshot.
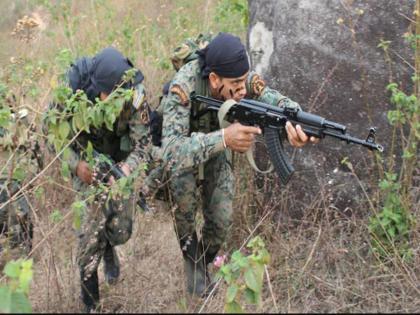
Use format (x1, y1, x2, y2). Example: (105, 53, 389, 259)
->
(211, 99, 274, 176)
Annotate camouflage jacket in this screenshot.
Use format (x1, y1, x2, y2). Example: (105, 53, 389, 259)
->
(160, 59, 300, 171)
(50, 83, 151, 175)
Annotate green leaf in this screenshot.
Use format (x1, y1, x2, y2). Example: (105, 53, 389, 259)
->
(225, 301, 243, 313)
(49, 209, 63, 223)
(226, 284, 238, 303)
(244, 287, 258, 304)
(244, 269, 259, 292)
(218, 265, 232, 283)
(34, 186, 45, 200)
(18, 260, 33, 294)
(258, 248, 271, 265)
(247, 236, 265, 250)
(0, 286, 12, 312)
(10, 291, 32, 313)
(71, 200, 86, 230)
(0, 108, 11, 127)
(12, 167, 25, 182)
(58, 121, 70, 140)
(72, 112, 84, 132)
(104, 115, 114, 131)
(61, 161, 70, 181)
(4, 261, 20, 279)
(231, 251, 248, 268)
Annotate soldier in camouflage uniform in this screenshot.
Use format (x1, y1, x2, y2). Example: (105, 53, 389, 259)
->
(159, 33, 318, 296)
(46, 47, 152, 312)
(0, 104, 41, 255)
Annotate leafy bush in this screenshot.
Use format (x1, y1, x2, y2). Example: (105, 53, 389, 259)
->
(218, 236, 270, 313)
(0, 259, 33, 313)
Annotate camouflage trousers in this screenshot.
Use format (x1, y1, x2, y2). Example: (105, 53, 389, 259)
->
(170, 152, 234, 253)
(0, 179, 32, 250)
(73, 177, 135, 278)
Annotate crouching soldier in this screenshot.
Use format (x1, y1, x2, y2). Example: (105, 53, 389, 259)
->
(44, 47, 153, 312)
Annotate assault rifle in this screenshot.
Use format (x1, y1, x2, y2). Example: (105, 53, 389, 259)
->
(90, 148, 150, 212)
(192, 95, 384, 185)
(91, 149, 125, 183)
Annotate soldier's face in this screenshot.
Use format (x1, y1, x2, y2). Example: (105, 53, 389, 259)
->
(209, 72, 248, 102)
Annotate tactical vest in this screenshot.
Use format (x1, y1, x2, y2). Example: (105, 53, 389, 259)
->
(189, 75, 220, 135)
(169, 33, 219, 135)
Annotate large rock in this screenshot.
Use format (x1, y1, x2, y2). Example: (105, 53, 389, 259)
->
(247, 0, 414, 217)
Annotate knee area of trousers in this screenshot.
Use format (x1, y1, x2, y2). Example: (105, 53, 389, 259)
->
(105, 215, 132, 246)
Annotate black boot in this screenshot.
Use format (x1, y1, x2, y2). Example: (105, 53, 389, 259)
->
(201, 242, 220, 294)
(103, 242, 120, 285)
(80, 269, 99, 313)
(180, 233, 207, 297)
(202, 242, 219, 267)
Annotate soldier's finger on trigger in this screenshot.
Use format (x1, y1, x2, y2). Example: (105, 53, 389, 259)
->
(244, 126, 261, 135)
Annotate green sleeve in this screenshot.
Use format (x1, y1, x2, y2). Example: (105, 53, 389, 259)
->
(257, 86, 302, 110)
(160, 92, 224, 172)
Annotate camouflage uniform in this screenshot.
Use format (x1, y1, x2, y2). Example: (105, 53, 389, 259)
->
(52, 83, 151, 280)
(160, 59, 300, 293)
(0, 109, 41, 252)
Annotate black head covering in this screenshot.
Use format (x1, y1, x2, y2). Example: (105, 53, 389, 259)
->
(197, 32, 249, 78)
(68, 47, 144, 102)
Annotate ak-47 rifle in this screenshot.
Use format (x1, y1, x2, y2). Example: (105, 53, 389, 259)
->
(192, 95, 384, 185)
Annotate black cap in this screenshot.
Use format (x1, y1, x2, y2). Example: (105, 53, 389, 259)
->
(91, 47, 144, 94)
(198, 33, 249, 78)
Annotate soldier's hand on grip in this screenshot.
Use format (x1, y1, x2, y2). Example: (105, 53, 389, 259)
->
(223, 122, 261, 153)
(286, 121, 319, 147)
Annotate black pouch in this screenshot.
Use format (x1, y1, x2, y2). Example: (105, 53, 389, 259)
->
(149, 110, 163, 147)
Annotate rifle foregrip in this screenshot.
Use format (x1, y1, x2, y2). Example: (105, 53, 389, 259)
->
(264, 128, 295, 185)
(110, 166, 125, 180)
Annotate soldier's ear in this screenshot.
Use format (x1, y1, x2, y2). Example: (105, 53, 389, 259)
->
(209, 72, 221, 89)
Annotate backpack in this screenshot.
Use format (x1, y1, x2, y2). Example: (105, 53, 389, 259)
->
(170, 33, 214, 71)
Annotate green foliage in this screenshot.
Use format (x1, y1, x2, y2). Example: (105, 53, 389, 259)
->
(0, 107, 11, 129)
(49, 208, 64, 224)
(218, 236, 270, 313)
(71, 199, 86, 230)
(54, 48, 74, 80)
(377, 39, 392, 52)
(46, 79, 133, 153)
(386, 83, 419, 126)
(0, 259, 33, 313)
(369, 172, 413, 260)
(215, 0, 249, 34)
(368, 78, 418, 261)
(403, 32, 420, 50)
